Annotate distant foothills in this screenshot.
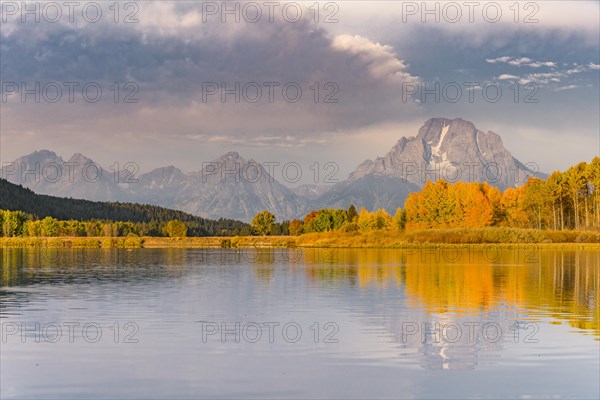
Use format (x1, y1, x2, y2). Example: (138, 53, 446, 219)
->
(2, 117, 547, 223)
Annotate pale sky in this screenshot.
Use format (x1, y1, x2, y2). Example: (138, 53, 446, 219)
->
(1, 1, 599, 184)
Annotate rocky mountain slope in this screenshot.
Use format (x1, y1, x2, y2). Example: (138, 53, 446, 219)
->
(2, 118, 545, 221)
(349, 117, 542, 189)
(168, 152, 308, 222)
(313, 117, 544, 213)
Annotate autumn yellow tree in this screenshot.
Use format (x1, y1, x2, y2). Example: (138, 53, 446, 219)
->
(587, 157, 600, 229)
(480, 182, 503, 224)
(501, 187, 530, 228)
(522, 177, 552, 229)
(404, 181, 455, 229)
(357, 207, 376, 230)
(453, 182, 494, 228)
(374, 209, 392, 229)
(288, 219, 303, 236)
(164, 220, 188, 237)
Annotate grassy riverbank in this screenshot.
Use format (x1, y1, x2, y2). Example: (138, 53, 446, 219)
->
(295, 227, 600, 248)
(0, 235, 297, 249)
(1, 227, 598, 249)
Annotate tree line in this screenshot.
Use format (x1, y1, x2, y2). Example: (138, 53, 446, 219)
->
(0, 211, 208, 238)
(254, 158, 600, 235)
(2, 158, 598, 238)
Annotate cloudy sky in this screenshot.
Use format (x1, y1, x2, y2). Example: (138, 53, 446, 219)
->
(1, 0, 598, 183)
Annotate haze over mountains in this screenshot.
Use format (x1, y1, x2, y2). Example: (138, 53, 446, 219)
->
(2, 118, 544, 221)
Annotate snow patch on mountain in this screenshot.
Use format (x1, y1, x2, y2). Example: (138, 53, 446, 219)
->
(431, 123, 449, 157)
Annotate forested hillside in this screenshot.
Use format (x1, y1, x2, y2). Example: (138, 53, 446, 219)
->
(0, 179, 249, 236)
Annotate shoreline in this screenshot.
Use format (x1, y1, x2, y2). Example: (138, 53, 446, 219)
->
(1, 229, 598, 250)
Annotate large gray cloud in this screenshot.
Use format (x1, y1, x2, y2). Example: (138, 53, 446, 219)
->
(1, 1, 598, 176)
(1, 3, 420, 144)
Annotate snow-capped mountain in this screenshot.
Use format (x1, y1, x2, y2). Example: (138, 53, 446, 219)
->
(349, 117, 542, 190)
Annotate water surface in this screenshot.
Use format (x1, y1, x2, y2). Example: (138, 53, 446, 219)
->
(1, 248, 599, 399)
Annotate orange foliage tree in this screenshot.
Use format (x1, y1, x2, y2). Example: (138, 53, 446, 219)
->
(404, 180, 498, 230)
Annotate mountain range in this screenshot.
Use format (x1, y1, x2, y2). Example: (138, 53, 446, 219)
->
(2, 117, 544, 222)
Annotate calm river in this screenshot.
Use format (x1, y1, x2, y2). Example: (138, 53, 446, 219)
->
(1, 248, 598, 399)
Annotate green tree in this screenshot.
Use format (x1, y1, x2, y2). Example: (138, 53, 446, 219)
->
(374, 209, 392, 229)
(314, 210, 334, 232)
(85, 221, 102, 237)
(251, 211, 276, 236)
(102, 222, 117, 237)
(347, 204, 358, 222)
(393, 208, 406, 230)
(24, 220, 41, 237)
(302, 210, 320, 233)
(271, 220, 290, 236)
(1, 210, 27, 237)
(331, 209, 348, 229)
(164, 220, 188, 237)
(41, 216, 59, 237)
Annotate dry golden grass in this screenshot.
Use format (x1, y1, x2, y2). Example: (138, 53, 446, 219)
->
(1, 228, 598, 249)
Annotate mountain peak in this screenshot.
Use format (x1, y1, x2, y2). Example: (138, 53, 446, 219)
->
(36, 149, 59, 157)
(68, 152, 95, 164)
(417, 117, 475, 143)
(18, 149, 60, 161)
(349, 117, 543, 190)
